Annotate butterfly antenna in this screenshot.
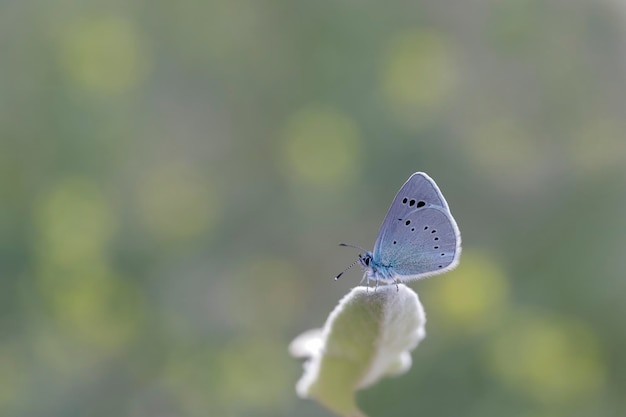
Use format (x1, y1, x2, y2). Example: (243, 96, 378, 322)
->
(334, 258, 360, 280)
(338, 242, 368, 252)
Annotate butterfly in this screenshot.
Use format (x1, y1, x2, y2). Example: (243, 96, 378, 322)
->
(336, 172, 461, 287)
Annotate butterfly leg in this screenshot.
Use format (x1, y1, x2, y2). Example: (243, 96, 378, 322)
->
(359, 272, 369, 292)
(358, 273, 366, 285)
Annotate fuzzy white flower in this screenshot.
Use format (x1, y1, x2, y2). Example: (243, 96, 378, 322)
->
(289, 284, 426, 417)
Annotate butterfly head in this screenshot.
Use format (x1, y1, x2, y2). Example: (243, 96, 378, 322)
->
(335, 243, 396, 285)
(335, 244, 373, 280)
(358, 252, 373, 269)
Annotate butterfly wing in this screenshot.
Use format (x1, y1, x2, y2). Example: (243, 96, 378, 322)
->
(372, 173, 461, 281)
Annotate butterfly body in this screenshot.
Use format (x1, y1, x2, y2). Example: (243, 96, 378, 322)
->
(341, 172, 461, 286)
(357, 252, 395, 283)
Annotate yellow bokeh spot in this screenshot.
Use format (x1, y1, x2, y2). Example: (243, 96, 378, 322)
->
(35, 177, 116, 266)
(33, 324, 102, 378)
(467, 117, 542, 188)
(53, 272, 141, 351)
(216, 340, 292, 412)
(570, 119, 626, 172)
(281, 107, 360, 188)
(487, 311, 605, 404)
(35, 259, 142, 354)
(382, 30, 456, 125)
(0, 346, 25, 407)
(160, 349, 214, 414)
(162, 341, 292, 415)
(136, 163, 220, 242)
(233, 258, 301, 332)
(59, 15, 150, 95)
(33, 177, 140, 354)
(429, 251, 509, 332)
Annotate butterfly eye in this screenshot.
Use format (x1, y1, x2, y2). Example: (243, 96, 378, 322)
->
(365, 257, 370, 266)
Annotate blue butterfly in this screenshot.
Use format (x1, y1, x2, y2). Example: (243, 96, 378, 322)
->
(336, 172, 461, 287)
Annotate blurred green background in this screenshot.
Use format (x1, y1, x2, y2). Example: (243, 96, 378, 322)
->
(1, 0, 626, 416)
